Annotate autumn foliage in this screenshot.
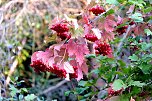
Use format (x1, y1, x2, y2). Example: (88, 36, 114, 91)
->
(30, 0, 152, 100)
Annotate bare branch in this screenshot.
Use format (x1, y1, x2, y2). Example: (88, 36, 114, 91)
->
(6, 38, 27, 85)
(38, 80, 68, 95)
(116, 25, 135, 59)
(92, 5, 115, 22)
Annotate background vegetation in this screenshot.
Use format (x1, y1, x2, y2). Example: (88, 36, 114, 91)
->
(0, 0, 152, 101)
(0, 0, 86, 100)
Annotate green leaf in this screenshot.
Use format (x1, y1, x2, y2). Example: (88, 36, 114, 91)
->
(106, 9, 115, 15)
(128, 0, 146, 8)
(131, 86, 142, 95)
(85, 54, 96, 58)
(129, 12, 143, 22)
(112, 79, 127, 90)
(15, 77, 18, 81)
(84, 92, 94, 97)
(80, 99, 86, 101)
(78, 81, 87, 87)
(91, 69, 100, 74)
(24, 94, 37, 101)
(106, 0, 119, 5)
(9, 85, 19, 97)
(64, 91, 71, 96)
(144, 7, 152, 13)
(119, 95, 130, 101)
(141, 54, 152, 62)
(21, 88, 28, 93)
(19, 95, 24, 100)
(117, 60, 126, 67)
(116, 23, 127, 29)
(114, 71, 124, 76)
(139, 62, 152, 74)
(140, 42, 152, 51)
(121, 66, 131, 74)
(117, 0, 127, 3)
(128, 54, 138, 61)
(76, 87, 89, 94)
(144, 29, 152, 36)
(128, 80, 145, 87)
(22, 50, 29, 57)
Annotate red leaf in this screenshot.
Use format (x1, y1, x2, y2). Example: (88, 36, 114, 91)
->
(31, 51, 41, 62)
(64, 62, 75, 73)
(84, 24, 92, 36)
(82, 14, 91, 26)
(69, 57, 88, 81)
(66, 39, 89, 66)
(50, 41, 64, 51)
(127, 23, 147, 36)
(134, 24, 147, 36)
(77, 68, 83, 81)
(92, 28, 101, 39)
(30, 49, 54, 72)
(80, 61, 88, 74)
(69, 59, 83, 80)
(95, 79, 106, 88)
(48, 57, 55, 67)
(101, 30, 115, 42)
(33, 49, 54, 66)
(66, 39, 77, 56)
(75, 45, 89, 66)
(82, 15, 92, 36)
(117, 15, 123, 24)
(104, 15, 117, 33)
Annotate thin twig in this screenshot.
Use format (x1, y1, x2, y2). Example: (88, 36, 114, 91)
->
(2, 0, 28, 29)
(92, 5, 115, 22)
(0, 82, 1, 97)
(117, 26, 131, 53)
(59, 49, 67, 65)
(38, 80, 68, 95)
(146, 80, 152, 85)
(6, 38, 27, 85)
(115, 25, 135, 59)
(6, 59, 18, 85)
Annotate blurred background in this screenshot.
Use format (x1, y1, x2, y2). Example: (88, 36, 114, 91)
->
(0, 0, 87, 100)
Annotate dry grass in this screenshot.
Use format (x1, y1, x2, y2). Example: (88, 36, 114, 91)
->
(0, 0, 87, 98)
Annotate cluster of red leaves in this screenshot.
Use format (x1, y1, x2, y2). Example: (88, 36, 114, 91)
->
(115, 16, 150, 37)
(82, 11, 114, 57)
(30, 3, 150, 81)
(30, 49, 66, 78)
(83, 14, 117, 42)
(31, 38, 89, 80)
(30, 4, 115, 81)
(30, 49, 53, 72)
